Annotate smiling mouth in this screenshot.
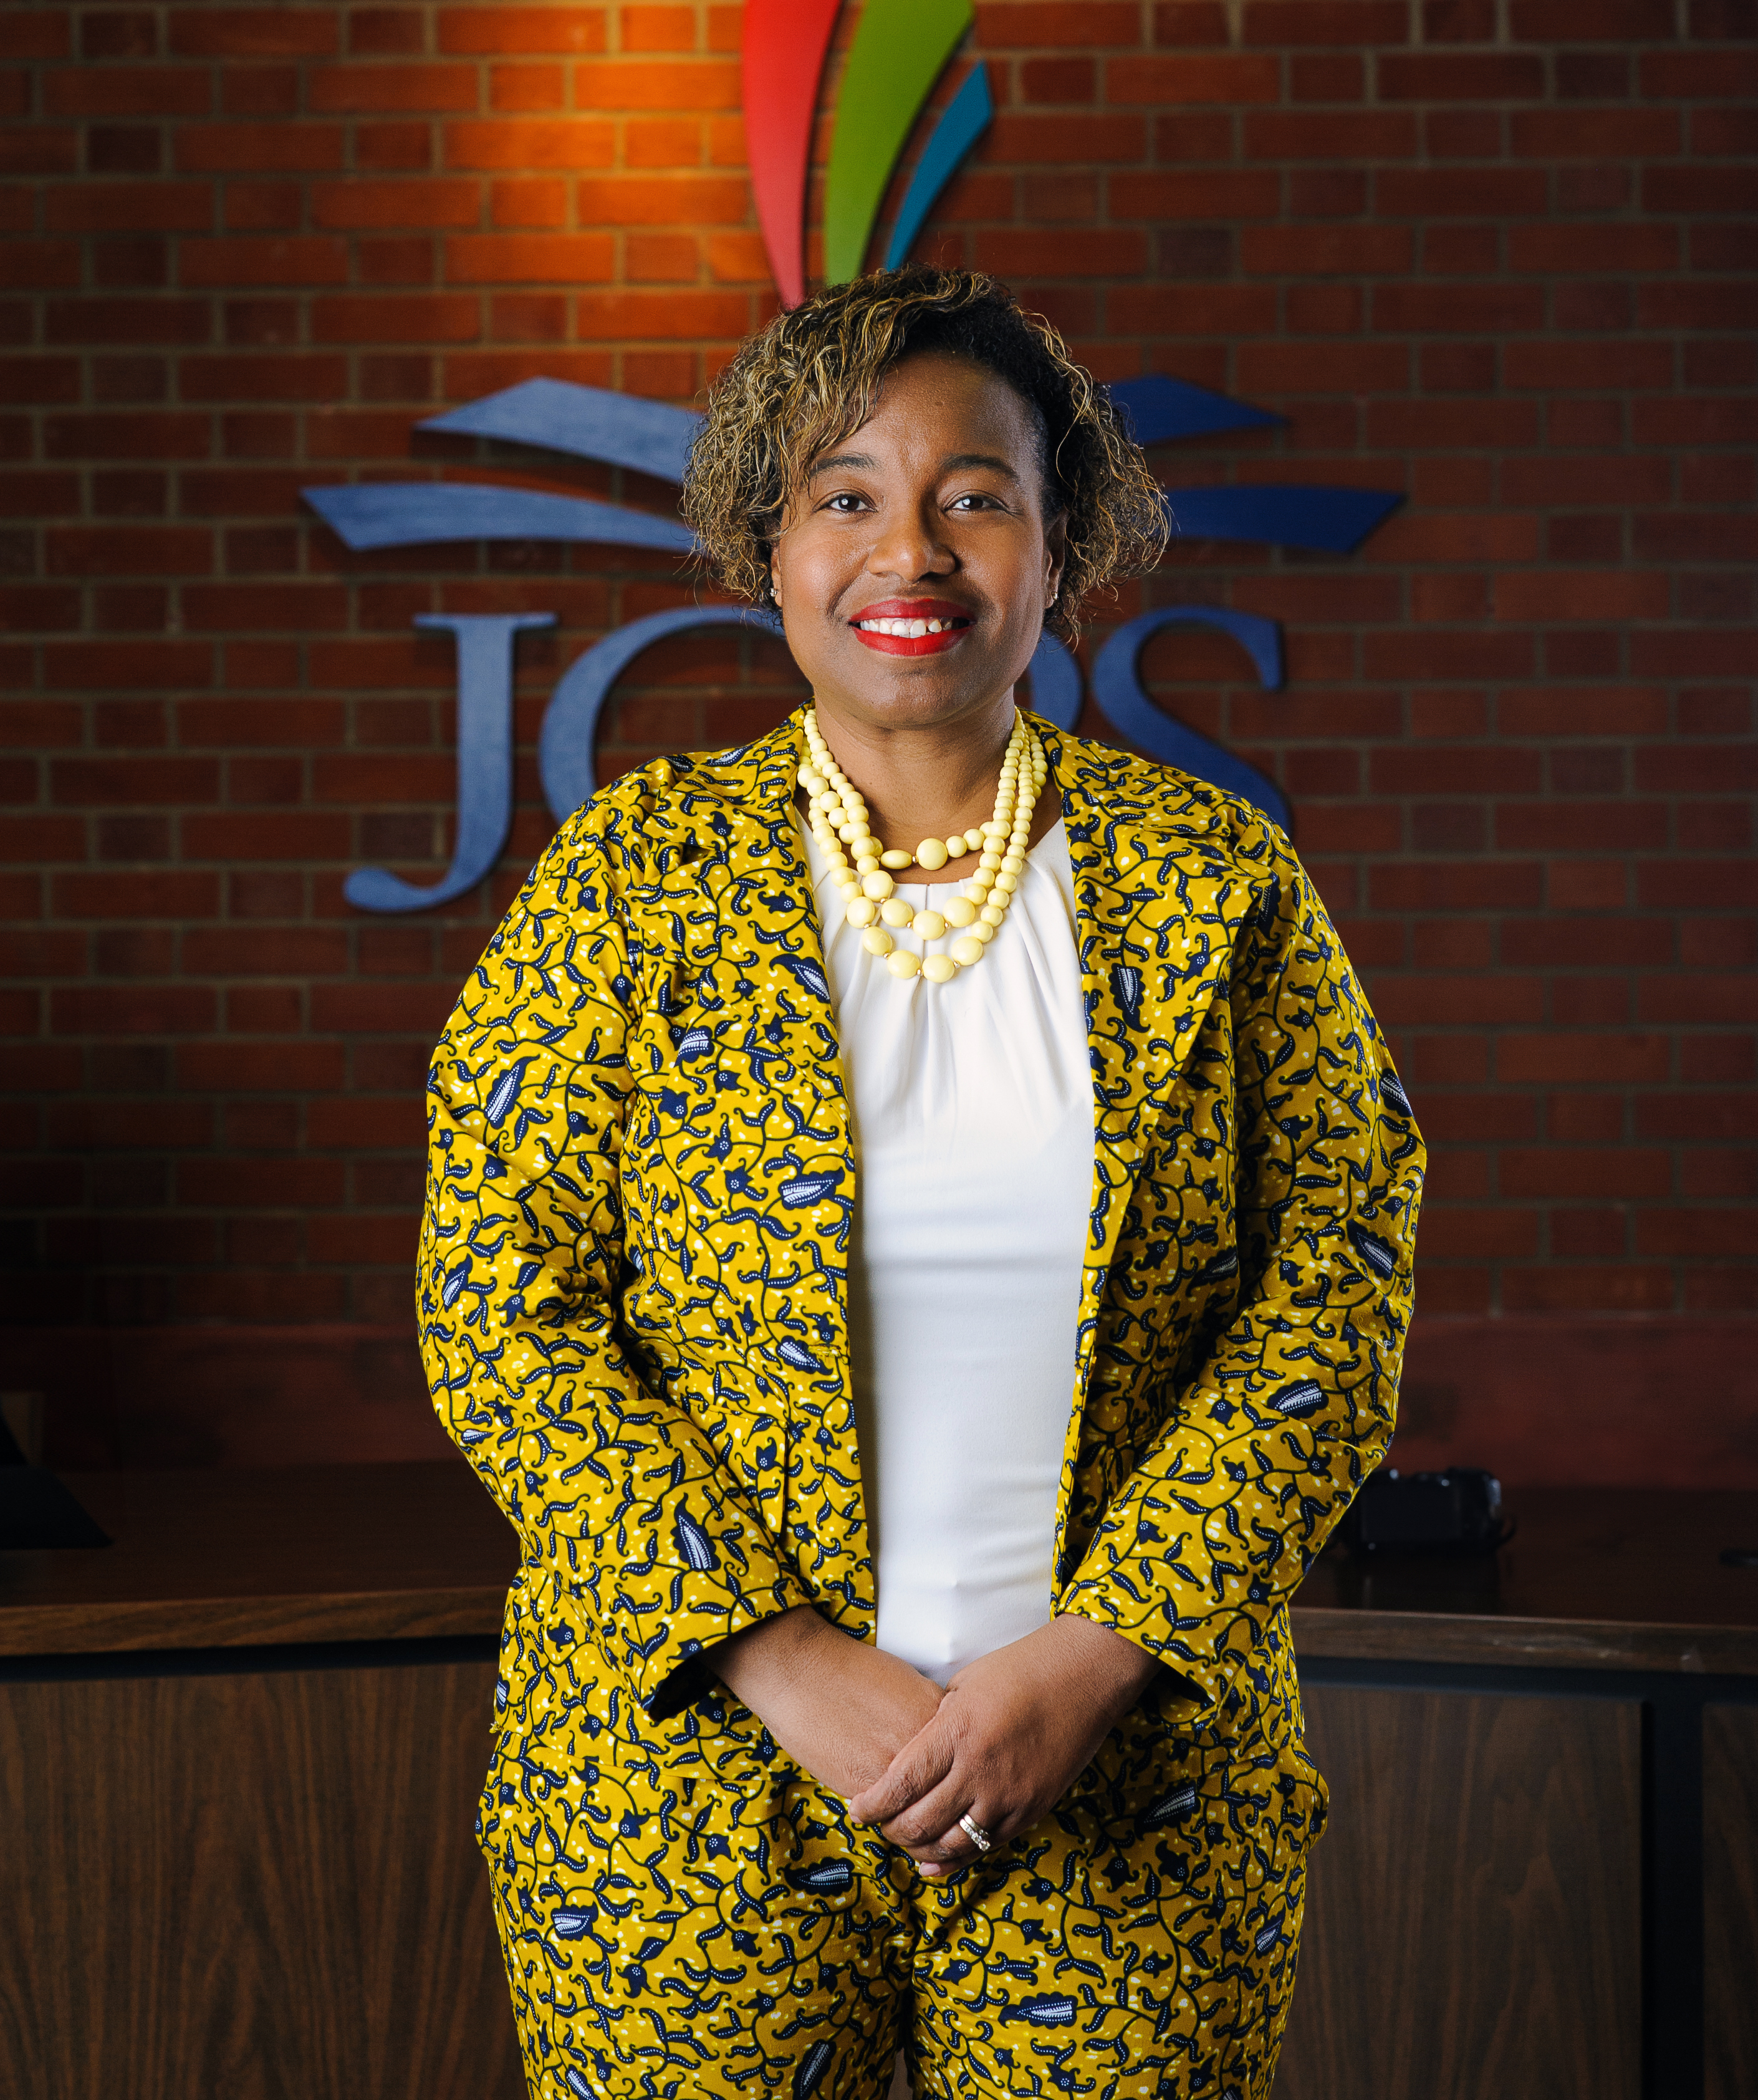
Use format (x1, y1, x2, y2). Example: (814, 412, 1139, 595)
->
(850, 608, 974, 657)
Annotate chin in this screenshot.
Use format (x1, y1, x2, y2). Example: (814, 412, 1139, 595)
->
(835, 682, 1001, 733)
(815, 643, 1029, 727)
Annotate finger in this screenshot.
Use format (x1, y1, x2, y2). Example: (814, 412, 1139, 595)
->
(877, 1767, 976, 1852)
(845, 1722, 956, 1827)
(905, 1824, 969, 1877)
(897, 1806, 996, 1875)
(890, 1818, 986, 1874)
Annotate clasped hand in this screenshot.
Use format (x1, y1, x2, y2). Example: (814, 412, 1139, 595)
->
(716, 1607, 1161, 1874)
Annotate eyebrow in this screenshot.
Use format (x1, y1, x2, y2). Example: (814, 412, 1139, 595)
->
(807, 451, 874, 479)
(942, 452, 1021, 481)
(806, 449, 1022, 483)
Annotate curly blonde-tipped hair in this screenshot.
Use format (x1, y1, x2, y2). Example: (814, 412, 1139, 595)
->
(681, 265, 1168, 644)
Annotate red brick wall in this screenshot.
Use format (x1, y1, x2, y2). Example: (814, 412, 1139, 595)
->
(4, 2, 1755, 1474)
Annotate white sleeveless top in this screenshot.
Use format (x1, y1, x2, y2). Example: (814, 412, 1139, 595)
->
(800, 813, 1093, 1684)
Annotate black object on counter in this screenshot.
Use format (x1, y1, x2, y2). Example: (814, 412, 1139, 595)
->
(0, 1466, 111, 1550)
(1340, 1467, 1509, 1559)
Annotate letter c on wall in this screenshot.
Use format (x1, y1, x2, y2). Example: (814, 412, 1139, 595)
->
(539, 605, 784, 823)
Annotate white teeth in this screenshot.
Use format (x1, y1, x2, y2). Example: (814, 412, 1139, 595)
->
(856, 615, 958, 636)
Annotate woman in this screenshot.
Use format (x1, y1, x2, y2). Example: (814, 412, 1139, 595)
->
(421, 266, 1424, 2100)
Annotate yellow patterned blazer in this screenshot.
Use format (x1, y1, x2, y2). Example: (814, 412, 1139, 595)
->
(420, 711, 1424, 1758)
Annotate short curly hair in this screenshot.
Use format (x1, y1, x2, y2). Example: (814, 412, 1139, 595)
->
(681, 265, 1168, 643)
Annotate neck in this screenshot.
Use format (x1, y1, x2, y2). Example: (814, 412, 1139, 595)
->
(804, 694, 1019, 852)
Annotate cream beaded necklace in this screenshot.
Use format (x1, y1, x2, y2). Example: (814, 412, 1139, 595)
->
(798, 705, 1049, 984)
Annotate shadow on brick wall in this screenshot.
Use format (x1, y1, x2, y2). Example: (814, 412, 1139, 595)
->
(6, 1312, 1756, 1491)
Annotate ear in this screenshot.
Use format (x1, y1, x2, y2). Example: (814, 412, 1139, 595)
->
(1042, 509, 1069, 610)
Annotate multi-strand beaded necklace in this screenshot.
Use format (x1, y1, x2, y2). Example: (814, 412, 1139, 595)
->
(799, 706, 1049, 984)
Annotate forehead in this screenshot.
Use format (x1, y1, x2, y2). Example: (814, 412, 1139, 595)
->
(844, 351, 1042, 458)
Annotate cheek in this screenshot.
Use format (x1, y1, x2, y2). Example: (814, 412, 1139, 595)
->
(774, 536, 842, 608)
(983, 527, 1054, 602)
(999, 555, 1053, 622)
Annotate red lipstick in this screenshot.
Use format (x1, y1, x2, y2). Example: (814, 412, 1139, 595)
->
(848, 597, 974, 658)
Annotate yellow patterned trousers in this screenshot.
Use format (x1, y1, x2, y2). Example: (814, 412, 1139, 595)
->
(476, 1636, 1323, 2100)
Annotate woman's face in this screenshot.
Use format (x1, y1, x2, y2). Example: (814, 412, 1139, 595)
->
(769, 352, 1066, 736)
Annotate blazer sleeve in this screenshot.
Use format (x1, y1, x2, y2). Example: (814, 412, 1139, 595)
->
(418, 812, 809, 1721)
(1057, 828, 1425, 1716)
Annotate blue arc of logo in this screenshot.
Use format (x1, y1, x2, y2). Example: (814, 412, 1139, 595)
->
(304, 372, 1398, 560)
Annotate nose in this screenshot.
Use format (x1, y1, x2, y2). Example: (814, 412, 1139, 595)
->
(864, 497, 954, 584)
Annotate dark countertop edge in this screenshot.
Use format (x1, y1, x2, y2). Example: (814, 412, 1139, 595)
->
(4, 1590, 1754, 1676)
(0, 1586, 507, 1658)
(1289, 1605, 1758, 1676)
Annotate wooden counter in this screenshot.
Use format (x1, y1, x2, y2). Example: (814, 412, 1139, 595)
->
(1295, 1485, 1758, 1676)
(2, 1465, 1754, 2100)
(0, 1464, 526, 2100)
(0, 1462, 516, 1654)
(6, 1469, 1753, 1672)
(1282, 1487, 1758, 2100)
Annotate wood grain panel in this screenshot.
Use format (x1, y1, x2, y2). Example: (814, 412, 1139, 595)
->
(1706, 1702, 1758, 2100)
(1292, 1605, 1758, 1677)
(1274, 1685, 1641, 2100)
(0, 1659, 524, 2100)
(0, 1585, 511, 1657)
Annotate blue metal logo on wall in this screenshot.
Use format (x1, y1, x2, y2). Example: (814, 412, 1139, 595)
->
(303, 4, 1401, 914)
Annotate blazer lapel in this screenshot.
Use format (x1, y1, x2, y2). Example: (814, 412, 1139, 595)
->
(669, 712, 856, 1361)
(1041, 722, 1261, 1583)
(659, 715, 874, 1630)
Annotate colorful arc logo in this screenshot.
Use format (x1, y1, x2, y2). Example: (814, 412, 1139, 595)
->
(743, 0, 994, 302)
